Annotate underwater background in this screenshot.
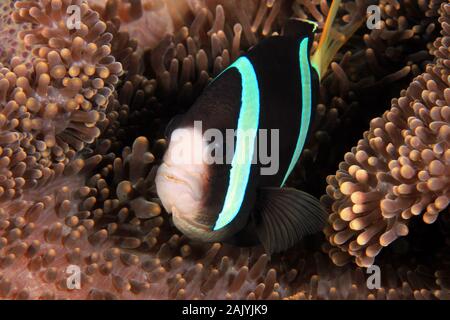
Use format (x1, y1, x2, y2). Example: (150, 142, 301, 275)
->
(0, 0, 448, 299)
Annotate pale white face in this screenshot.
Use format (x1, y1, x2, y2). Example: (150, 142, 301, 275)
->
(155, 127, 212, 239)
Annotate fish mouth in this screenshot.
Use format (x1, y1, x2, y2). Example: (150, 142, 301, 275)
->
(155, 159, 209, 226)
(156, 162, 204, 204)
(156, 162, 229, 242)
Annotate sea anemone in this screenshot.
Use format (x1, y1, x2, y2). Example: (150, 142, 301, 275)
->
(0, 0, 124, 206)
(88, 0, 174, 52)
(322, 1, 449, 267)
(0, 0, 33, 68)
(0, 0, 449, 300)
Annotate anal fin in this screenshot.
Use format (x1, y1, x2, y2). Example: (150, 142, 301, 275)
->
(254, 187, 327, 254)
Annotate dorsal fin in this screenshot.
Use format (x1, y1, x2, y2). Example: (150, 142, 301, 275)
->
(282, 18, 318, 40)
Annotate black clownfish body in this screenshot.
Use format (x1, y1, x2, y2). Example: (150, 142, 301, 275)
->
(156, 0, 365, 254)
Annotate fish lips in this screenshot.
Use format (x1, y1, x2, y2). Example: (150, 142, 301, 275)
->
(155, 162, 236, 242)
(155, 161, 212, 230)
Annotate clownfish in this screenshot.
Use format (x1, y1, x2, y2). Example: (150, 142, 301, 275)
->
(156, 0, 365, 254)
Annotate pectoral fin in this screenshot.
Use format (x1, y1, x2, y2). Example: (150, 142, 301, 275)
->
(254, 187, 327, 254)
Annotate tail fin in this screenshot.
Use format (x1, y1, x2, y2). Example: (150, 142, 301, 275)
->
(311, 0, 366, 80)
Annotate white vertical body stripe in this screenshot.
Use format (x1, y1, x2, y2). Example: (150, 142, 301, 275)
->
(281, 37, 312, 187)
(213, 57, 260, 231)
